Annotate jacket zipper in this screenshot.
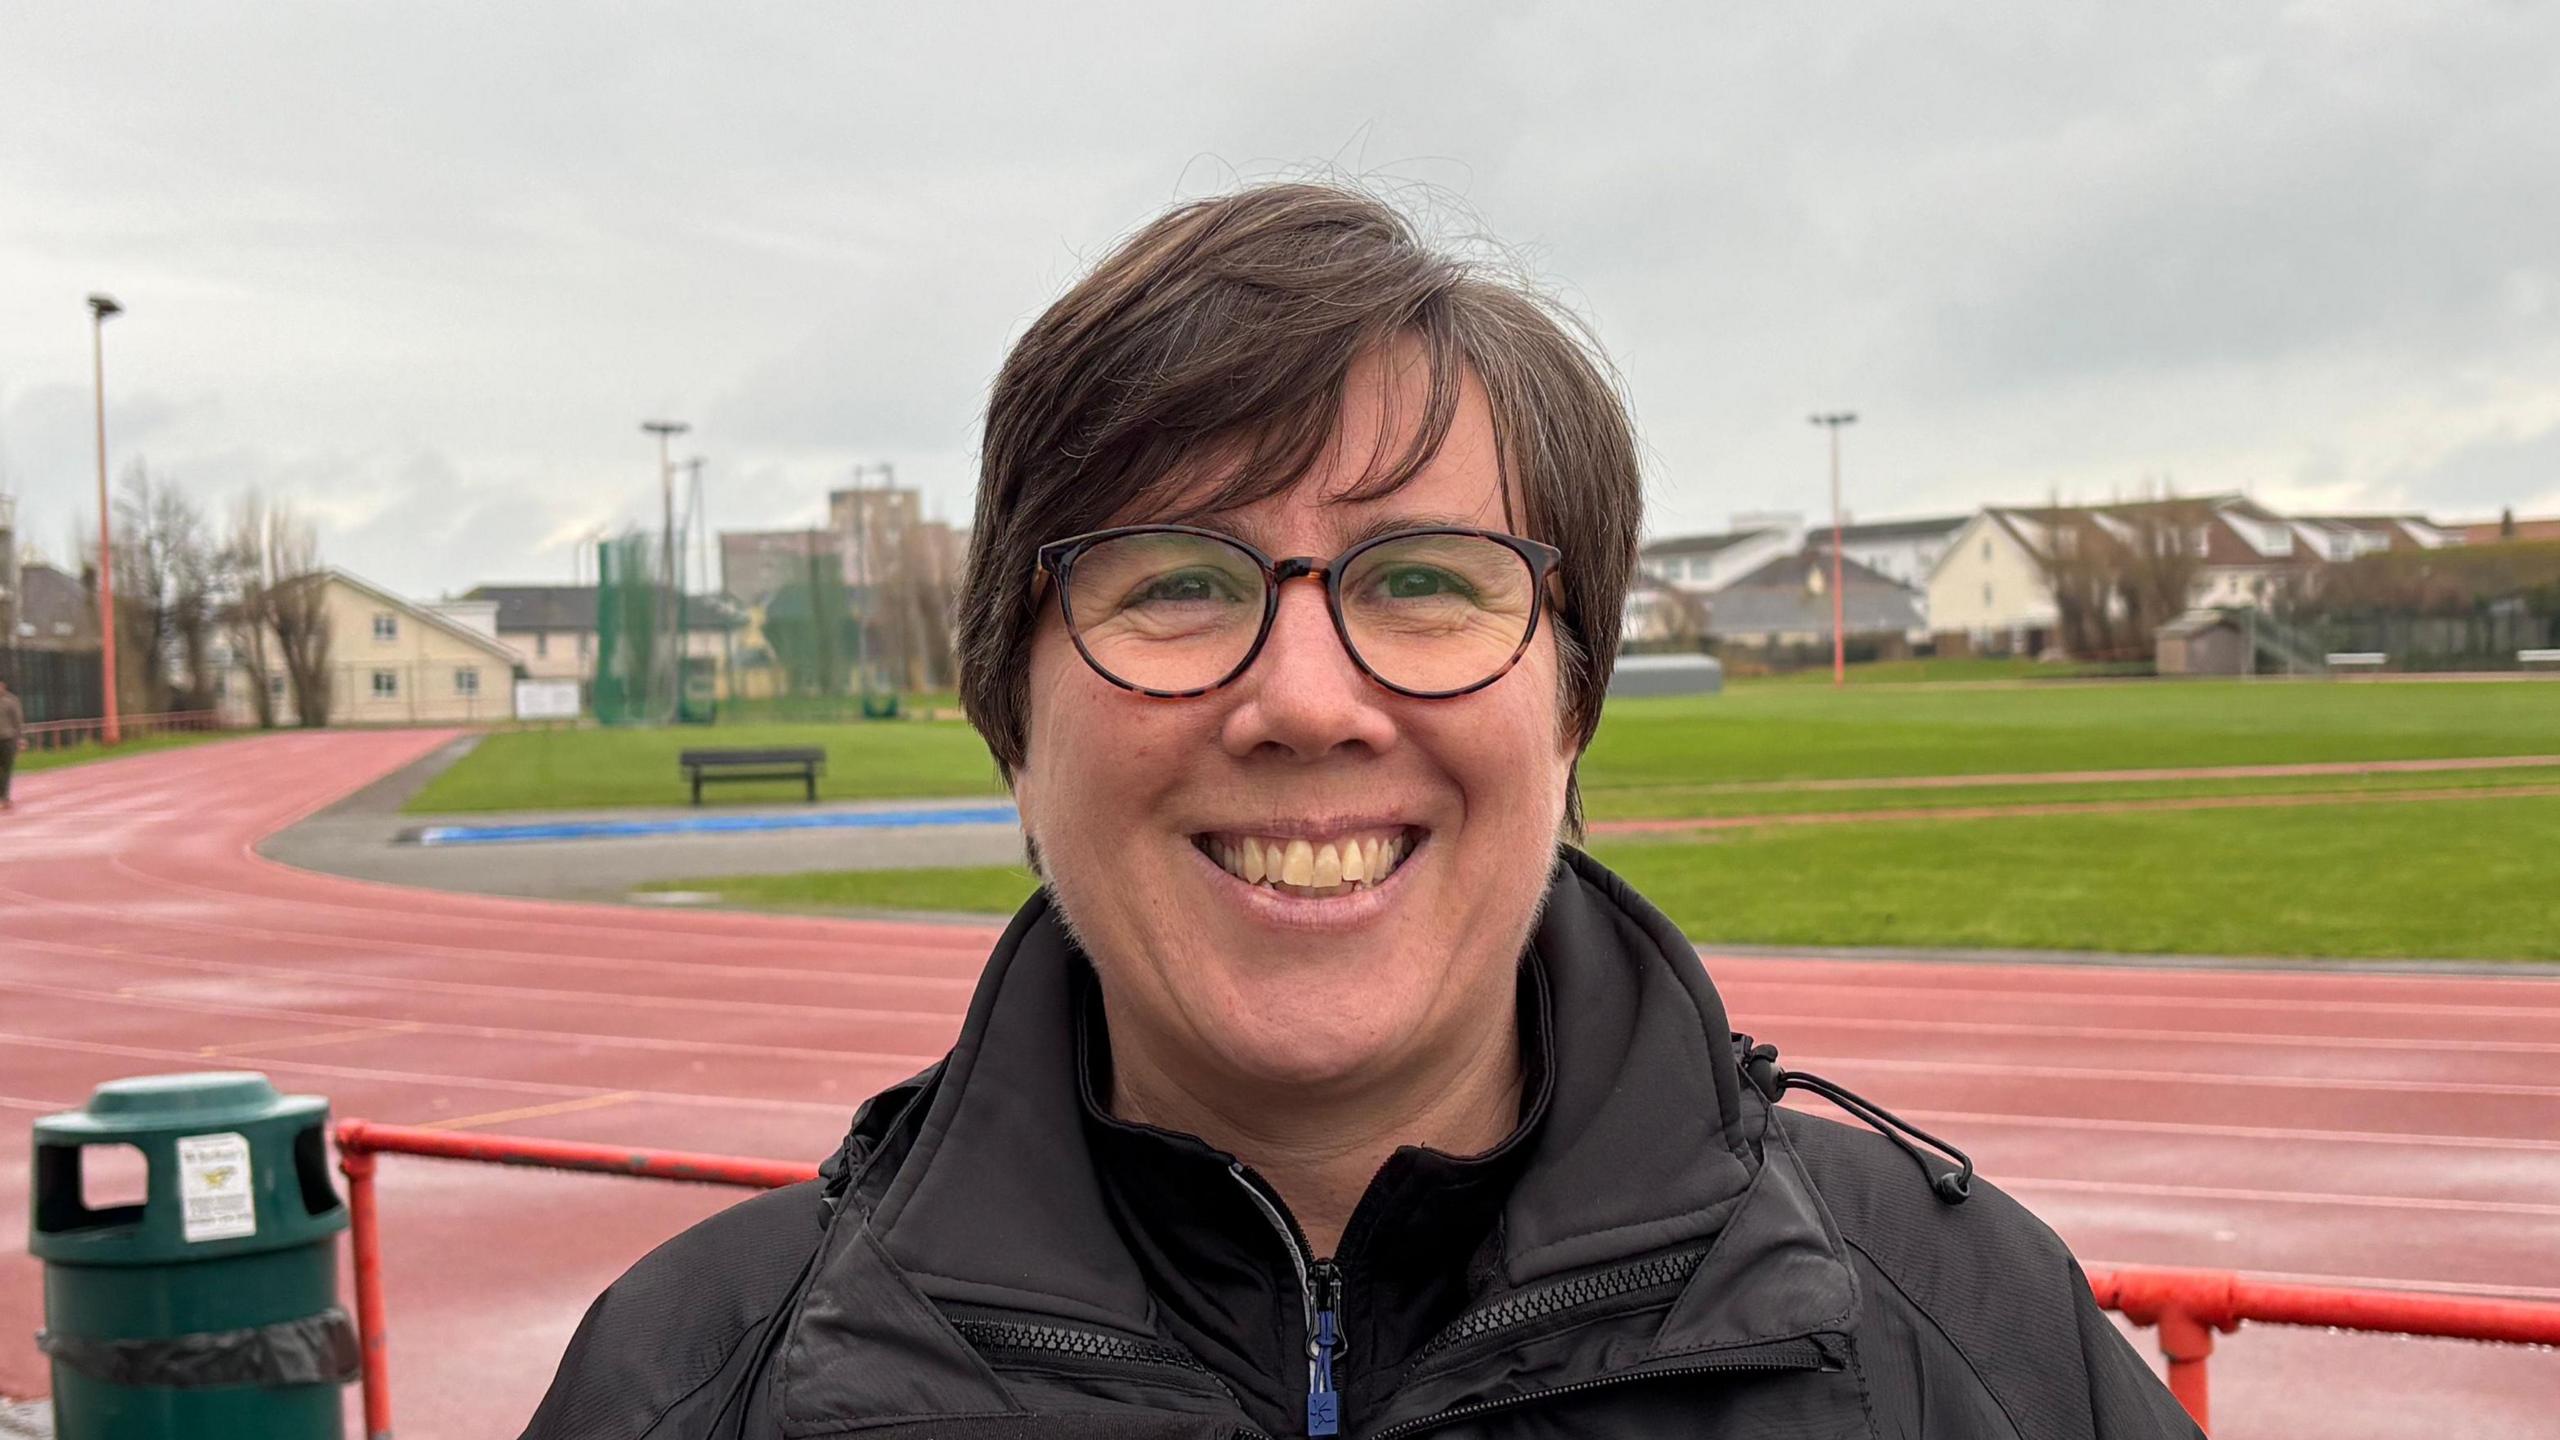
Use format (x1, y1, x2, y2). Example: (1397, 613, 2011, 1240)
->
(950, 1318, 1214, 1373)
(952, 1319, 1275, 1440)
(1228, 1162, 1343, 1438)
(1404, 1249, 1706, 1369)
(1371, 1336, 1835, 1440)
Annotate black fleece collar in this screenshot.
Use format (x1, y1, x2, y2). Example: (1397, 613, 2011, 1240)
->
(1073, 953, 1555, 1420)
(782, 850, 1835, 1435)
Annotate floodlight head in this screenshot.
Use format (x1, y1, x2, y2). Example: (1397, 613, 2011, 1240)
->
(641, 419, 690, 438)
(88, 293, 122, 321)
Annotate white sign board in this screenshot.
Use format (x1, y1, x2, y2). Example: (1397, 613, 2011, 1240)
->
(514, 678, 583, 721)
(177, 1131, 258, 1243)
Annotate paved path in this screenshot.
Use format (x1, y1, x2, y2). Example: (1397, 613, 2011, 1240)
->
(260, 734, 1024, 899)
(3, 730, 2554, 1437)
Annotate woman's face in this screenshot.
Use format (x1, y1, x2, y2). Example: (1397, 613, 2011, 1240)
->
(1014, 351, 1576, 1100)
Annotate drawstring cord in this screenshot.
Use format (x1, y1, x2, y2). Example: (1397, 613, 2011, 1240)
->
(1738, 1038, 1974, 1205)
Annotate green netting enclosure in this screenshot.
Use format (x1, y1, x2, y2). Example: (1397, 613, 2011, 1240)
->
(593, 533, 715, 725)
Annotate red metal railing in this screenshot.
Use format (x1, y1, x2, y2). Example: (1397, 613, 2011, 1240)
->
(21, 709, 221, 751)
(334, 1119, 2560, 1438)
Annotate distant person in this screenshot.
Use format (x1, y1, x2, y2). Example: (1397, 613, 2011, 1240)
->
(523, 185, 2199, 1438)
(0, 678, 21, 812)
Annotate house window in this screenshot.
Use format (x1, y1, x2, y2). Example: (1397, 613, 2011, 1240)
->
(372, 670, 399, 699)
(269, 674, 287, 700)
(372, 612, 398, 642)
(1981, 539, 1992, 561)
(455, 667, 479, 696)
(535, 631, 549, 658)
(577, 632, 591, 660)
(1983, 583, 1994, 607)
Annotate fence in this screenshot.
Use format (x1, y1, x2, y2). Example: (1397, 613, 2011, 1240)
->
(2298, 609, 2559, 671)
(19, 709, 220, 752)
(0, 646, 103, 724)
(333, 1119, 2560, 1438)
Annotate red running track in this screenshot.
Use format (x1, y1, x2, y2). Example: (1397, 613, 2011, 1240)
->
(3, 729, 2555, 1438)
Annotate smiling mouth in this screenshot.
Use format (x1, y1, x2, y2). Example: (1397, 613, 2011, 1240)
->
(1190, 827, 1424, 900)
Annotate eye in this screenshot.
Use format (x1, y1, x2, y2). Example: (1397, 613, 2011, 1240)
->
(1375, 566, 1475, 601)
(1127, 568, 1247, 607)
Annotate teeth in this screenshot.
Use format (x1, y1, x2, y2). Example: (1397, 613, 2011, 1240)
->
(1312, 843, 1342, 887)
(1204, 830, 1413, 893)
(1282, 839, 1315, 887)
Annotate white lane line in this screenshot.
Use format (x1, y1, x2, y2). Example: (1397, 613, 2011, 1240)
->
(1878, 1106, 2560, 1154)
(0, 970, 941, 1068)
(1781, 1052, 2560, 1099)
(1714, 974, 2560, 1022)
(0, 1030, 866, 1118)
(4, 870, 981, 992)
(2010, 1174, 2560, 1218)
(0, 935, 961, 1026)
(1745, 1010, 2560, 1055)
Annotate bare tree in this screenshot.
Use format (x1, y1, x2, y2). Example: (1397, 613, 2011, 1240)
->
(262, 504, 333, 727)
(217, 493, 280, 728)
(213, 492, 330, 727)
(107, 461, 221, 714)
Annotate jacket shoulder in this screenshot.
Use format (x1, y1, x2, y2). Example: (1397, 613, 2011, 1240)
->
(520, 1180, 828, 1440)
(1781, 1109, 2200, 1439)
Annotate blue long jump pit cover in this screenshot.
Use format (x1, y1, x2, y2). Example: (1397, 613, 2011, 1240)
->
(409, 804, 1022, 847)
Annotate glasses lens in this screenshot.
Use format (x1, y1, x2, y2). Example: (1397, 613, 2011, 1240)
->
(1338, 533, 1538, 693)
(1062, 531, 1267, 692)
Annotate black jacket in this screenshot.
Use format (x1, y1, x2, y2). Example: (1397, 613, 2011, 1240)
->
(523, 851, 2201, 1439)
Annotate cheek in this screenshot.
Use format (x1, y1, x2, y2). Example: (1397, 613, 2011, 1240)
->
(1015, 626, 1192, 835)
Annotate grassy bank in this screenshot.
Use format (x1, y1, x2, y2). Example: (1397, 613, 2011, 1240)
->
(412, 678, 2560, 815)
(645, 788, 2558, 962)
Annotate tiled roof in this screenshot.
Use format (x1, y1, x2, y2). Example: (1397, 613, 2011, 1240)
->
(463, 584, 744, 631)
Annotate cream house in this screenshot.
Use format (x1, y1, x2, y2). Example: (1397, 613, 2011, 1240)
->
(1925, 510, 2059, 653)
(215, 569, 523, 726)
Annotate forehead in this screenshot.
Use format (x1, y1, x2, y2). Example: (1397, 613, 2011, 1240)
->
(1127, 348, 1520, 553)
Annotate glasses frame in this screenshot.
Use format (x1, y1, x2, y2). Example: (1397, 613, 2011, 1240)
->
(1035, 523, 1564, 700)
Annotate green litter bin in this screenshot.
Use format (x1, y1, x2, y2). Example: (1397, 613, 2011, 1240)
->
(30, 1072, 355, 1439)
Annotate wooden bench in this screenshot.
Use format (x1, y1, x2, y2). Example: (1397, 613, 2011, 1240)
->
(2520, 649, 2560, 667)
(678, 747, 825, 805)
(2324, 652, 2387, 670)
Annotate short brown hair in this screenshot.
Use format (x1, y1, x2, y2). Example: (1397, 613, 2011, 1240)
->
(959, 182, 1641, 832)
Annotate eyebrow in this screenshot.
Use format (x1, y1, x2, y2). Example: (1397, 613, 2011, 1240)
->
(1226, 511, 1501, 555)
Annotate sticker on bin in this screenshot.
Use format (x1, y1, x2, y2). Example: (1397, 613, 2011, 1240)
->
(178, 1131, 257, 1242)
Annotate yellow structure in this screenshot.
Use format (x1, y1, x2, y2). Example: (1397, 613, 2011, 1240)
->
(215, 570, 523, 726)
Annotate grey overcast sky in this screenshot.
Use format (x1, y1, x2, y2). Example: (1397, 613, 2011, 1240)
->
(4, 1, 2555, 599)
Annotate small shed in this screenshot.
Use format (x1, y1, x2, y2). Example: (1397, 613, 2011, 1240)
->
(2156, 610, 2250, 676)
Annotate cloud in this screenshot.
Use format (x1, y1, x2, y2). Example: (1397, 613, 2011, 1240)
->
(2, 0, 2555, 600)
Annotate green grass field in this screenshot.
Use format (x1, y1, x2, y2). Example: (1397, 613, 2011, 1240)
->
(615, 676, 2560, 961)
(404, 719, 1006, 812)
(642, 789, 2558, 961)
(409, 678, 2560, 815)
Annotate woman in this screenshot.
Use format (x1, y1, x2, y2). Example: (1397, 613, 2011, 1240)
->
(524, 184, 2198, 1439)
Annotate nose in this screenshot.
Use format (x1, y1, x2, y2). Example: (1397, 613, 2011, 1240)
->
(1217, 575, 1399, 762)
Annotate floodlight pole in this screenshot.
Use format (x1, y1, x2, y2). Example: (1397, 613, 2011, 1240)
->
(642, 420, 690, 722)
(1809, 412, 1857, 688)
(89, 294, 124, 743)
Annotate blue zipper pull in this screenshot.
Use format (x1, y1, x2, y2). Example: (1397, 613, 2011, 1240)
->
(1306, 1263, 1342, 1437)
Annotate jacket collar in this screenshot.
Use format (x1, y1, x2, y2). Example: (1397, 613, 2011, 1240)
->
(779, 849, 1855, 1433)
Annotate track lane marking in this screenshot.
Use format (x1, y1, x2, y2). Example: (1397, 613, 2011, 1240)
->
(0, 932, 964, 1025)
(0, 969, 942, 1068)
(201, 1022, 424, 1057)
(418, 1092, 640, 1132)
(0, 1031, 864, 1117)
